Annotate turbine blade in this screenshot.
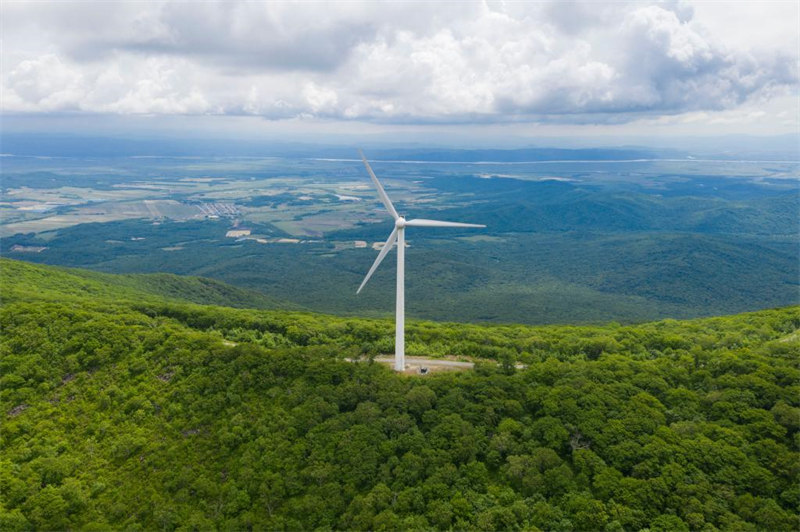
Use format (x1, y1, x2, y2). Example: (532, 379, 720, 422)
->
(359, 150, 399, 220)
(405, 218, 486, 228)
(357, 227, 398, 294)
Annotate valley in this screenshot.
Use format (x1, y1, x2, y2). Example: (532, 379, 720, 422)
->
(2, 149, 798, 324)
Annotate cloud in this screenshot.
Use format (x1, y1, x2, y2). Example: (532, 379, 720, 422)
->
(5, 54, 84, 111)
(3, 53, 214, 115)
(1, 1, 796, 125)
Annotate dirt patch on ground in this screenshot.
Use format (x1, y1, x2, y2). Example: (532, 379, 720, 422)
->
(372, 356, 474, 375)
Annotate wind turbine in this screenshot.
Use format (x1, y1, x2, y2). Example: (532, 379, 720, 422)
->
(356, 150, 485, 372)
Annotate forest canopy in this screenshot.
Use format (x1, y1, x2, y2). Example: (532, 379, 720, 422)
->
(1, 258, 798, 531)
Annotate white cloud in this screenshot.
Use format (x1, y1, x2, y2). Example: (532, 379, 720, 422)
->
(1, 0, 796, 129)
(5, 54, 84, 111)
(303, 82, 339, 114)
(2, 52, 214, 115)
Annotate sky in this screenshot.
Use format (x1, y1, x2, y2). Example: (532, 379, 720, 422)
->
(1, 0, 798, 146)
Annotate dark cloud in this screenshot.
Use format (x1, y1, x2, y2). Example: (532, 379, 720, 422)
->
(109, 3, 378, 73)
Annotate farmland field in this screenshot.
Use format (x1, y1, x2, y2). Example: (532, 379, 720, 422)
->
(2, 149, 798, 324)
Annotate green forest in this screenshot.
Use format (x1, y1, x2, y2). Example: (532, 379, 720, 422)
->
(5, 155, 798, 326)
(1, 258, 798, 531)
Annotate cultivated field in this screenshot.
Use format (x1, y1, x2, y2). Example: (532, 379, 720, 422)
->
(2, 154, 797, 324)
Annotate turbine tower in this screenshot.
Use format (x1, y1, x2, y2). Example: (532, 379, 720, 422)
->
(357, 150, 485, 372)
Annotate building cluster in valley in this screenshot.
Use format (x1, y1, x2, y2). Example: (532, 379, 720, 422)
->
(196, 202, 239, 218)
(223, 230, 399, 251)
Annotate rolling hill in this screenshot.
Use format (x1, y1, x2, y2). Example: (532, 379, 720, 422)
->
(1, 258, 798, 530)
(0, 257, 295, 311)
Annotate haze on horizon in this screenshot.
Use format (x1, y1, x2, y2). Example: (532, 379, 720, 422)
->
(1, 0, 798, 148)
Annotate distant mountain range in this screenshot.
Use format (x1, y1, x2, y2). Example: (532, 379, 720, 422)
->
(4, 132, 797, 161)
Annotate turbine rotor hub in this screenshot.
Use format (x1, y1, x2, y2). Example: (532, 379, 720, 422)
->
(395, 217, 406, 228)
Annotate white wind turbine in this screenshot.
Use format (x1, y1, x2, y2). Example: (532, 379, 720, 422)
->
(357, 150, 485, 371)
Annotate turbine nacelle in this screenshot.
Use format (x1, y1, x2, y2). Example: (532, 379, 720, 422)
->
(395, 217, 406, 229)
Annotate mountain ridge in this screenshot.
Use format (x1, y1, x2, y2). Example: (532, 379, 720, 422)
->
(1, 258, 798, 531)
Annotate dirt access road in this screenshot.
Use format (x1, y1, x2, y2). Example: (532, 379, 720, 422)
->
(350, 356, 525, 375)
(373, 356, 474, 374)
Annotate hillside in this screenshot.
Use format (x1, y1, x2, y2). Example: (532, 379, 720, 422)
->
(0, 258, 295, 311)
(1, 259, 798, 531)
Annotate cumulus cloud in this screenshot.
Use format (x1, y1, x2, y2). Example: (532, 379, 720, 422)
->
(1, 0, 796, 124)
(5, 54, 84, 111)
